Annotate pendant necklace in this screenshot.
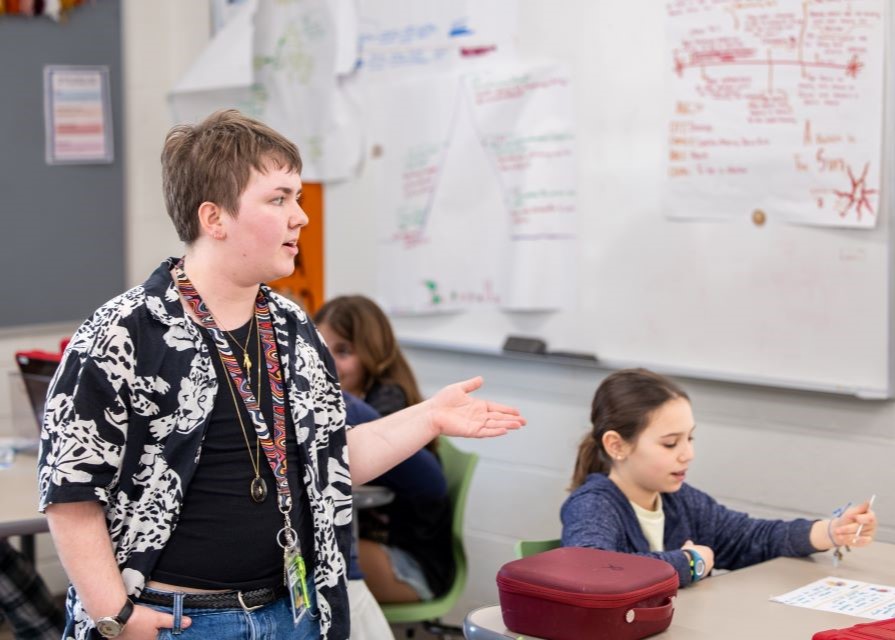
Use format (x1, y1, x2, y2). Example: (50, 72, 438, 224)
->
(224, 314, 255, 381)
(217, 320, 268, 503)
(173, 261, 290, 513)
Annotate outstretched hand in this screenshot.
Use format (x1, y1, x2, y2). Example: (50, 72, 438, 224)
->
(427, 377, 525, 439)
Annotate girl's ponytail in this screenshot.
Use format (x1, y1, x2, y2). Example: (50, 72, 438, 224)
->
(570, 432, 610, 489)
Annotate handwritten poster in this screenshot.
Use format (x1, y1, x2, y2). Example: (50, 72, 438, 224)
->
(43, 66, 113, 164)
(665, 0, 884, 228)
(772, 576, 895, 620)
(466, 66, 578, 310)
(370, 64, 577, 314)
(355, 0, 517, 77)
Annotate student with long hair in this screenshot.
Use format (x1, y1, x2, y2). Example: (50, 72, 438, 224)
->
(315, 296, 452, 603)
(562, 368, 877, 587)
(315, 295, 421, 419)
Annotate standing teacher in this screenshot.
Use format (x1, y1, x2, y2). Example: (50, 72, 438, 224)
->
(38, 109, 524, 640)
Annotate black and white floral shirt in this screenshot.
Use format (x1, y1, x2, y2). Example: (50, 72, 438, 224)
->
(38, 259, 353, 640)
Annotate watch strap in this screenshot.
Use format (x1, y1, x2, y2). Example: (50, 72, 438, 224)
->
(685, 548, 705, 582)
(117, 598, 134, 625)
(96, 598, 134, 638)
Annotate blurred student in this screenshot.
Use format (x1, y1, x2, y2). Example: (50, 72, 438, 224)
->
(561, 368, 877, 587)
(315, 295, 421, 418)
(316, 296, 453, 603)
(0, 540, 64, 640)
(342, 393, 394, 640)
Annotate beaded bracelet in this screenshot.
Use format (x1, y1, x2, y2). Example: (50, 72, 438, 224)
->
(829, 501, 852, 567)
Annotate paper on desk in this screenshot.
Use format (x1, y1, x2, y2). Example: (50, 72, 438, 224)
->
(771, 576, 895, 620)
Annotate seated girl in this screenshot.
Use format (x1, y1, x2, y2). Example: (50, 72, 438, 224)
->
(315, 295, 420, 417)
(315, 296, 454, 603)
(561, 368, 877, 587)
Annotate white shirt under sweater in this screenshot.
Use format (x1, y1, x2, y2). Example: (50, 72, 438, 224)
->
(630, 495, 665, 551)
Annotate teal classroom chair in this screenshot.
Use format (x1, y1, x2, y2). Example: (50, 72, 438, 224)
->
(514, 538, 561, 559)
(380, 437, 478, 639)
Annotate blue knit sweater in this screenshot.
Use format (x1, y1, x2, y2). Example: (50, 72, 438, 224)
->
(560, 473, 818, 587)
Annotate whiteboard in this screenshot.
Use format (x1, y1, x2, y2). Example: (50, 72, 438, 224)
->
(325, 1, 895, 398)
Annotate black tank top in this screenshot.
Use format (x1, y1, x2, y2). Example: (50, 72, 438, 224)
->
(152, 319, 314, 590)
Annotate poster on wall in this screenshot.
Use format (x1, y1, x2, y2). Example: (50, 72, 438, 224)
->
(43, 65, 114, 165)
(370, 63, 578, 315)
(170, 0, 363, 182)
(665, 0, 884, 228)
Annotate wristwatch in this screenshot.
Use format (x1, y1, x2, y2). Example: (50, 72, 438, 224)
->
(95, 598, 134, 638)
(685, 548, 707, 582)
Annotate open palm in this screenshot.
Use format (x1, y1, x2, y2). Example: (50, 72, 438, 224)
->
(429, 377, 525, 439)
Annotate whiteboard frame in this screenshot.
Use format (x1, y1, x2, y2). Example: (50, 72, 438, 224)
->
(400, 335, 889, 399)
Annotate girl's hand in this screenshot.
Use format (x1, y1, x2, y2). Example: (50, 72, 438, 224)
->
(682, 540, 716, 576)
(427, 377, 525, 439)
(831, 500, 877, 548)
(810, 500, 877, 551)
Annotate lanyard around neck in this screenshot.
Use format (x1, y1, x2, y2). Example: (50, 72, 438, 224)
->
(173, 262, 293, 514)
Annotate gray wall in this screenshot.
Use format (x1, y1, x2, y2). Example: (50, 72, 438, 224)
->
(0, 0, 124, 327)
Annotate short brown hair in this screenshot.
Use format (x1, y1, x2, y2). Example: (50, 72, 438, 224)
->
(161, 109, 303, 243)
(570, 369, 689, 489)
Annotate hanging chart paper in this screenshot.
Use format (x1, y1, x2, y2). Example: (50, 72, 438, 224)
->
(371, 63, 577, 314)
(665, 0, 884, 227)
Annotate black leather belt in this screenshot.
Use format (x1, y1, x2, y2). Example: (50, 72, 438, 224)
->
(137, 585, 287, 610)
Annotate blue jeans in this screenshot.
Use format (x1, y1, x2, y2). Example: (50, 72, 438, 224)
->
(140, 583, 320, 640)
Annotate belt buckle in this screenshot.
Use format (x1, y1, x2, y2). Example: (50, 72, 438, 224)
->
(237, 590, 264, 613)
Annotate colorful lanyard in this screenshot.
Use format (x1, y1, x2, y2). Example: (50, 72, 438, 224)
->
(173, 262, 300, 552)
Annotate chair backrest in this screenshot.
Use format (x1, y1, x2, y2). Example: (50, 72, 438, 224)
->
(380, 436, 478, 624)
(438, 437, 477, 547)
(437, 437, 477, 597)
(514, 538, 561, 559)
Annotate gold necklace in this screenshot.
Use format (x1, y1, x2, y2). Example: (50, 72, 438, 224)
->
(216, 325, 268, 503)
(223, 314, 256, 373)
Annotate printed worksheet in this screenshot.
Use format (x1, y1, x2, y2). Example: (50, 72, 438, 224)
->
(772, 577, 895, 619)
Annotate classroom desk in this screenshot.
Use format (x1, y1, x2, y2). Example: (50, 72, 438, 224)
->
(351, 484, 395, 546)
(0, 450, 46, 563)
(464, 542, 895, 639)
(354, 484, 395, 510)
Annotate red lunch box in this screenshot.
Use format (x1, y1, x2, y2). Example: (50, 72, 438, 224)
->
(813, 618, 895, 639)
(497, 547, 678, 640)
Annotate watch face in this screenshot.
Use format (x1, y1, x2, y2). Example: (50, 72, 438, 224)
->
(695, 558, 707, 578)
(95, 618, 123, 638)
